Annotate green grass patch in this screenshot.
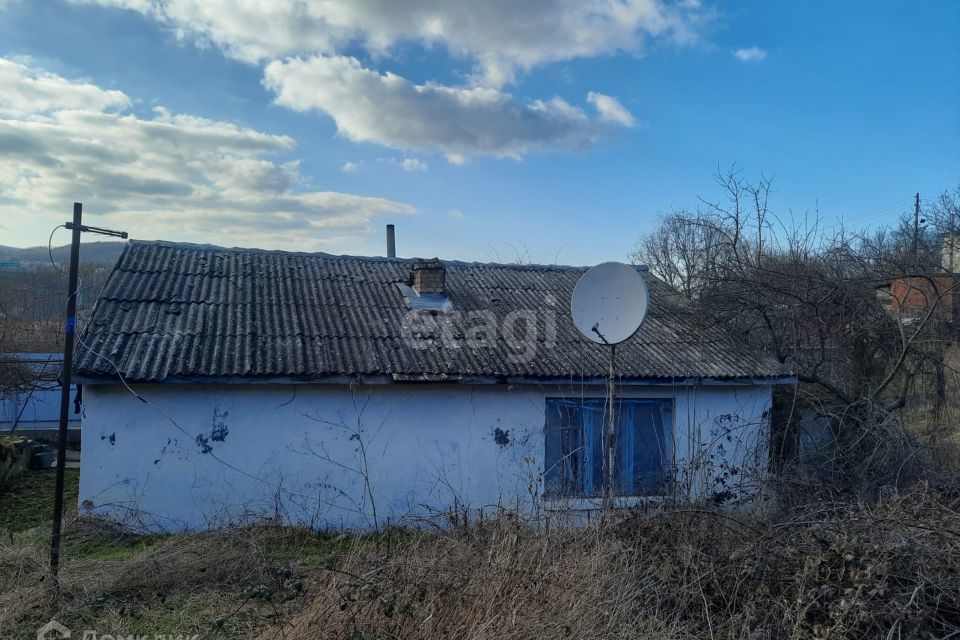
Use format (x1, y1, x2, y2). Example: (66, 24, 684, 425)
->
(67, 590, 239, 638)
(62, 529, 167, 560)
(0, 469, 165, 561)
(0, 468, 79, 533)
(0, 470, 416, 639)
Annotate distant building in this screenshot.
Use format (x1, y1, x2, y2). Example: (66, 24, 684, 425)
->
(882, 274, 959, 324)
(942, 231, 960, 273)
(876, 233, 960, 325)
(0, 353, 80, 431)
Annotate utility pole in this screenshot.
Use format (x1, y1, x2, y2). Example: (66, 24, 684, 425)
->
(49, 203, 127, 592)
(49, 203, 81, 591)
(913, 192, 921, 265)
(950, 198, 958, 272)
(603, 345, 616, 513)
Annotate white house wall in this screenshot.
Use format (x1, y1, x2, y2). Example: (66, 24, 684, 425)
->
(79, 382, 773, 531)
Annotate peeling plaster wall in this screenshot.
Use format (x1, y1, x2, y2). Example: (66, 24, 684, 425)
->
(79, 382, 773, 531)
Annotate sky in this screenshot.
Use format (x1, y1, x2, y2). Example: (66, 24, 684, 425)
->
(0, 0, 957, 265)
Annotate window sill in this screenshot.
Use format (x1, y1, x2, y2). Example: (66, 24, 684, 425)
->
(544, 495, 668, 512)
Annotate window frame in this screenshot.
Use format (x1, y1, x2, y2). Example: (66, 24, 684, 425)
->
(543, 396, 674, 501)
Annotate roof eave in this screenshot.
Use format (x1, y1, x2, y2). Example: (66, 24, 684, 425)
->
(74, 373, 797, 386)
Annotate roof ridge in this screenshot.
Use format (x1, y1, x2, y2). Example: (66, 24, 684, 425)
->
(126, 239, 637, 272)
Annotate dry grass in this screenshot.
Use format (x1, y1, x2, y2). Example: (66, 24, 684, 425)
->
(266, 483, 960, 640)
(2, 431, 959, 639)
(0, 519, 330, 639)
(1, 482, 958, 639)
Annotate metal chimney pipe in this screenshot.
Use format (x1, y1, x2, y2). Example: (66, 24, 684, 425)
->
(386, 224, 396, 258)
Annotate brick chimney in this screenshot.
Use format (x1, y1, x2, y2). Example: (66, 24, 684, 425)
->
(411, 258, 445, 295)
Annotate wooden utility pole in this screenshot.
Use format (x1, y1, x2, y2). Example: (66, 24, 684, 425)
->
(49, 203, 127, 592)
(49, 203, 82, 591)
(603, 345, 617, 513)
(913, 192, 921, 263)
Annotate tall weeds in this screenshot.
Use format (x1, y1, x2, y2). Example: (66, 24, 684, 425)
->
(273, 484, 960, 640)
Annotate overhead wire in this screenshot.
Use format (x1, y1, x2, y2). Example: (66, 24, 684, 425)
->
(47, 225, 67, 274)
(51, 221, 308, 510)
(72, 315, 352, 513)
(818, 198, 914, 233)
(54, 231, 410, 523)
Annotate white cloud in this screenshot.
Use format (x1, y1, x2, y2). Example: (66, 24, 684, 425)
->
(399, 158, 427, 172)
(449, 209, 464, 219)
(0, 58, 129, 116)
(0, 57, 414, 250)
(733, 46, 767, 62)
(67, 1, 688, 164)
(376, 156, 429, 171)
(587, 92, 635, 127)
(72, 1, 671, 160)
(264, 55, 629, 161)
(72, 0, 707, 86)
(445, 153, 468, 166)
(341, 161, 362, 172)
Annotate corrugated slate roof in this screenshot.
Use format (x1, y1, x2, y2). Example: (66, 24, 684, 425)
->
(74, 241, 790, 383)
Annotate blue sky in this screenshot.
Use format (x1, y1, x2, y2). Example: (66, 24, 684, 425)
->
(0, 0, 957, 264)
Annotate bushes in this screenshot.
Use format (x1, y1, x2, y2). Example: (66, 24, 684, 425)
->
(273, 484, 960, 640)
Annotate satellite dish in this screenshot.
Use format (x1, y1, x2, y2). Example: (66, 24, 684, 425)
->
(571, 262, 649, 345)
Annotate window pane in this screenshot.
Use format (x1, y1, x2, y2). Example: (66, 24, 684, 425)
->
(545, 398, 673, 498)
(628, 401, 671, 494)
(581, 400, 606, 496)
(545, 400, 588, 498)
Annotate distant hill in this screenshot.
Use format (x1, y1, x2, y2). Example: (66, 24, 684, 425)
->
(0, 241, 126, 266)
(0, 242, 124, 351)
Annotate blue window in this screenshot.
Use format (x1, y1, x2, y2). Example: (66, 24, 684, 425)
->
(544, 398, 673, 498)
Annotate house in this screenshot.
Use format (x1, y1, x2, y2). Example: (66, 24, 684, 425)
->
(74, 241, 793, 531)
(885, 274, 960, 325)
(1, 353, 81, 435)
(874, 235, 960, 327)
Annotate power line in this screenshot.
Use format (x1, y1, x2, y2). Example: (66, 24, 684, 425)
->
(47, 225, 66, 274)
(818, 198, 914, 233)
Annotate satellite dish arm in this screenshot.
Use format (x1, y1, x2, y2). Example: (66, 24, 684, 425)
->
(591, 322, 611, 345)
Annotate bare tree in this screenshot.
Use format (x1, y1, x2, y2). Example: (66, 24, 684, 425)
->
(632, 208, 726, 299)
(632, 169, 960, 489)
